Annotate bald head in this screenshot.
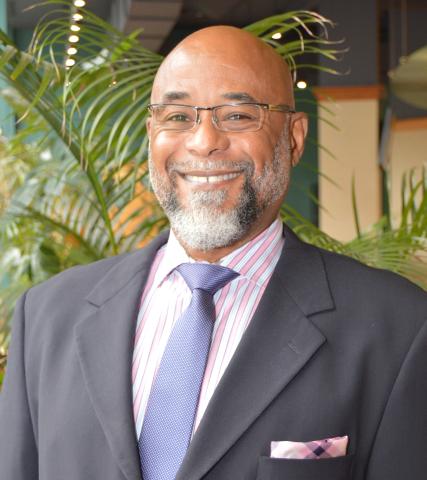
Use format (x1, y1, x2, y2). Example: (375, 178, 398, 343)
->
(151, 25, 294, 106)
(147, 25, 308, 261)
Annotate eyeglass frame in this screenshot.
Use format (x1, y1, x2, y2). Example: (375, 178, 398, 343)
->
(147, 102, 296, 132)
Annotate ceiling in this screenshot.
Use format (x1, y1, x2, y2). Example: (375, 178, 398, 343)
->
(6, 0, 427, 118)
(8, 0, 315, 28)
(7, 0, 111, 28)
(7, 0, 314, 53)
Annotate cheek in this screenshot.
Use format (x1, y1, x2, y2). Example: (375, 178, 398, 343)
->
(238, 133, 277, 174)
(150, 131, 181, 170)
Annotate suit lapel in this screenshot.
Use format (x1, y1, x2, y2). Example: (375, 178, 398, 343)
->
(74, 232, 169, 480)
(176, 226, 335, 480)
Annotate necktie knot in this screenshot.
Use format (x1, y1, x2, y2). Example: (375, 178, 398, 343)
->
(176, 262, 239, 296)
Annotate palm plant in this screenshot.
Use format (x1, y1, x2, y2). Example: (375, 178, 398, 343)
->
(282, 168, 427, 288)
(0, 1, 425, 383)
(0, 1, 342, 352)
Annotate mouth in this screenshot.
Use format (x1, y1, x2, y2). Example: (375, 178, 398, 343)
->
(181, 171, 241, 184)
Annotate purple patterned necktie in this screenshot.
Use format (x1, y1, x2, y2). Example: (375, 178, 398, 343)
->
(138, 262, 239, 480)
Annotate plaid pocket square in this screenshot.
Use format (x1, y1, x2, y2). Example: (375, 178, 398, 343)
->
(270, 435, 348, 459)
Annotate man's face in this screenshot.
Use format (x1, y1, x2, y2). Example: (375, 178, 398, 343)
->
(148, 40, 306, 254)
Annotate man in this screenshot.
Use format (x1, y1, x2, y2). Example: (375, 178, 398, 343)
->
(0, 25, 426, 480)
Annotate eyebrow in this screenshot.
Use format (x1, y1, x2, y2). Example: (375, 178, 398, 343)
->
(222, 92, 257, 102)
(161, 91, 190, 102)
(159, 91, 258, 104)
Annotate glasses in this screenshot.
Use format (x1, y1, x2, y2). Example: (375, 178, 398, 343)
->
(147, 102, 295, 132)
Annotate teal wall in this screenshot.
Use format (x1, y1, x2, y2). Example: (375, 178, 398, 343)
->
(15, 28, 33, 51)
(285, 88, 318, 225)
(0, 0, 14, 137)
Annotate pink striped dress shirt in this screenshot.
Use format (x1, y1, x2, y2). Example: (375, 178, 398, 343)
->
(132, 219, 285, 437)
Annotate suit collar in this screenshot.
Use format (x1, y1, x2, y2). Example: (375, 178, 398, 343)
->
(85, 230, 169, 307)
(85, 224, 334, 315)
(159, 218, 284, 289)
(277, 224, 335, 316)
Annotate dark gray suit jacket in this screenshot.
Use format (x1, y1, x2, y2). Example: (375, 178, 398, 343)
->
(1, 226, 426, 480)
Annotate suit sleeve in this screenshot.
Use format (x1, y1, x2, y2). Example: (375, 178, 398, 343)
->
(0, 292, 38, 479)
(365, 317, 427, 479)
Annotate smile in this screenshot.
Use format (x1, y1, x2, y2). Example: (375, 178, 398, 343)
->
(182, 172, 241, 184)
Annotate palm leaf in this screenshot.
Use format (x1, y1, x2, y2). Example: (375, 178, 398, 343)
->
(9, 1, 423, 384)
(284, 167, 427, 290)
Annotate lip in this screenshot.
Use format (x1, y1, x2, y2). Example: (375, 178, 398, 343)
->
(177, 170, 242, 185)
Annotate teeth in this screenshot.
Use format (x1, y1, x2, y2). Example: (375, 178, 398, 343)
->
(184, 172, 240, 184)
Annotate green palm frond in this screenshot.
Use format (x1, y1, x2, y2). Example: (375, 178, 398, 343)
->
(1, 1, 425, 386)
(0, 3, 347, 374)
(0, 2, 344, 261)
(282, 167, 427, 290)
(245, 10, 346, 79)
(0, 2, 164, 258)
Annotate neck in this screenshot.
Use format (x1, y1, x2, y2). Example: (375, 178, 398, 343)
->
(175, 216, 280, 263)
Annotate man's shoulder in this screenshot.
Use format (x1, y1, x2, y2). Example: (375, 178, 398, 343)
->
(19, 234, 168, 342)
(30, 250, 138, 297)
(310, 242, 427, 315)
(27, 231, 169, 305)
(281, 238, 426, 364)
(285, 226, 424, 296)
(318, 243, 424, 288)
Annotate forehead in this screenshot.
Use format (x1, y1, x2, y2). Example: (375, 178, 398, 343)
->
(151, 47, 289, 105)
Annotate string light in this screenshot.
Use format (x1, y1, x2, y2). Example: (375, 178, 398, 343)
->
(271, 32, 282, 40)
(296, 80, 308, 89)
(65, 1, 85, 69)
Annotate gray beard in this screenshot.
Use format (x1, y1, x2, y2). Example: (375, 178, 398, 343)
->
(158, 176, 259, 252)
(149, 126, 291, 252)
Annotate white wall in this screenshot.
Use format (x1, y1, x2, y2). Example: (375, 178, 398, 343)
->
(315, 87, 382, 241)
(389, 118, 427, 225)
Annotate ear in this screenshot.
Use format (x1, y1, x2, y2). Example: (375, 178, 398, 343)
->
(289, 112, 308, 167)
(146, 117, 152, 137)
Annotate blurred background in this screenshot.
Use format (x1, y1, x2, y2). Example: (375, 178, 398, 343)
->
(3, 0, 426, 240)
(0, 0, 426, 379)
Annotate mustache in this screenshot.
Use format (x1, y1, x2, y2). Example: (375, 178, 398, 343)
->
(167, 159, 254, 174)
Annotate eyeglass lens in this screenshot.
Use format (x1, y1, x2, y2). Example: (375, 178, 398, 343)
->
(152, 104, 263, 132)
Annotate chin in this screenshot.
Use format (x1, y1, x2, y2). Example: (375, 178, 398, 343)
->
(169, 206, 250, 252)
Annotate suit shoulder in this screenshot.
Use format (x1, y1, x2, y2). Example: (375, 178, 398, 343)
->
(313, 244, 427, 314)
(318, 245, 424, 288)
(26, 241, 161, 313)
(29, 251, 132, 297)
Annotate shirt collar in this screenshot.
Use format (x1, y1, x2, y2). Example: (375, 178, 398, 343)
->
(154, 218, 284, 288)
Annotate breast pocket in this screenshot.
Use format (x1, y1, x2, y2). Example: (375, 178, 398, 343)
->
(256, 454, 354, 480)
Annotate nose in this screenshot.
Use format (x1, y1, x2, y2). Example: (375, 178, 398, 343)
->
(184, 110, 230, 157)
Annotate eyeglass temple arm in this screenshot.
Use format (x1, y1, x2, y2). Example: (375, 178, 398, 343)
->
(266, 104, 296, 113)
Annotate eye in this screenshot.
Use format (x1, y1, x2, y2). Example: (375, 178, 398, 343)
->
(224, 111, 253, 121)
(165, 112, 192, 122)
(225, 112, 252, 120)
(218, 105, 259, 123)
